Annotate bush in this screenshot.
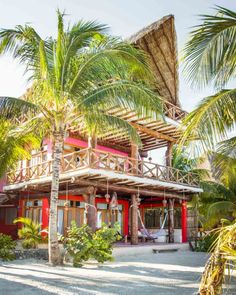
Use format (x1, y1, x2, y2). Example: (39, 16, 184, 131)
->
(14, 217, 42, 249)
(62, 222, 121, 267)
(195, 233, 218, 252)
(0, 233, 16, 261)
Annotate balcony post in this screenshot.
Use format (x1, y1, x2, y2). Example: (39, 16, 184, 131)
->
(88, 135, 97, 167)
(131, 193, 139, 245)
(131, 142, 139, 175)
(165, 142, 174, 167)
(168, 199, 175, 243)
(86, 186, 97, 232)
(181, 200, 187, 243)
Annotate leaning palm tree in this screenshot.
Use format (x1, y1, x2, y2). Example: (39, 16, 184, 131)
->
(0, 11, 162, 265)
(181, 6, 236, 157)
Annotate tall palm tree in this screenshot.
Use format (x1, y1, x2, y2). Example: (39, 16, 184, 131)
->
(0, 11, 162, 265)
(181, 6, 236, 156)
(182, 6, 236, 293)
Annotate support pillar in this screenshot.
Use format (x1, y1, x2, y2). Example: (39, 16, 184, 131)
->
(131, 194, 139, 245)
(131, 142, 139, 174)
(181, 200, 187, 243)
(88, 135, 97, 167)
(42, 198, 49, 237)
(86, 186, 97, 232)
(165, 142, 174, 167)
(88, 135, 97, 149)
(168, 199, 175, 243)
(130, 142, 139, 245)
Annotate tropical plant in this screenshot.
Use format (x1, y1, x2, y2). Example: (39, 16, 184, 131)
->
(199, 155, 236, 228)
(181, 6, 236, 158)
(62, 221, 120, 267)
(0, 11, 162, 265)
(199, 221, 236, 294)
(0, 119, 39, 178)
(14, 217, 42, 249)
(0, 233, 16, 261)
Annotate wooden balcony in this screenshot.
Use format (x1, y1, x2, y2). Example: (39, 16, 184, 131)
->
(6, 148, 200, 189)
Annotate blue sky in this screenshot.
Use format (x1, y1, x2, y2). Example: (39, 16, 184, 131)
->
(0, 0, 234, 112)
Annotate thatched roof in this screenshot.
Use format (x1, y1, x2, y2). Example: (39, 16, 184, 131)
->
(129, 15, 180, 107)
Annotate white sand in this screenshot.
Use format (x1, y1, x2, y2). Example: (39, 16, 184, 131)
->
(0, 251, 235, 295)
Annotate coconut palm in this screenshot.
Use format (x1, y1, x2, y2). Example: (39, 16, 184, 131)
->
(0, 11, 162, 265)
(181, 6, 236, 156)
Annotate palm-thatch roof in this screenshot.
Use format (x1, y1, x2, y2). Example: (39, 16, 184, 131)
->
(129, 15, 180, 107)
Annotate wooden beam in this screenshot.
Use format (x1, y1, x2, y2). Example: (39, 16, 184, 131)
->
(70, 179, 188, 198)
(131, 122, 176, 142)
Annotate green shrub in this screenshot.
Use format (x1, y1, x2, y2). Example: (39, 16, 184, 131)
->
(62, 221, 121, 267)
(14, 217, 42, 249)
(0, 233, 16, 261)
(195, 233, 218, 252)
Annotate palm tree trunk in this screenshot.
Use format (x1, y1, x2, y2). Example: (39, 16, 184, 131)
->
(48, 131, 64, 265)
(198, 252, 225, 294)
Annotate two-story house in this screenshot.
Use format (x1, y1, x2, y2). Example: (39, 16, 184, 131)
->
(0, 15, 202, 244)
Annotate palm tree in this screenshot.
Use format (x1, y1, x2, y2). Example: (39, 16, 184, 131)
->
(182, 6, 236, 293)
(181, 6, 236, 157)
(0, 11, 162, 265)
(199, 154, 236, 228)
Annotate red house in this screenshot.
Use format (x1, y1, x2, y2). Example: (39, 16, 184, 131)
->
(0, 15, 202, 244)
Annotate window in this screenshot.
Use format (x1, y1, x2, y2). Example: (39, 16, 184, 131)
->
(5, 208, 17, 225)
(24, 200, 42, 226)
(97, 203, 109, 210)
(0, 208, 5, 220)
(174, 207, 182, 229)
(144, 208, 162, 228)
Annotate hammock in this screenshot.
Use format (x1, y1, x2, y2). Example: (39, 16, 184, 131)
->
(138, 209, 168, 240)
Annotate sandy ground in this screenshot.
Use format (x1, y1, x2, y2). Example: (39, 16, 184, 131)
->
(0, 251, 235, 295)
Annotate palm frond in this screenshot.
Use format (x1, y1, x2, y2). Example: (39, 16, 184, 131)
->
(180, 88, 236, 151)
(75, 80, 162, 121)
(183, 6, 236, 89)
(0, 96, 38, 119)
(0, 119, 40, 177)
(69, 37, 152, 93)
(83, 113, 141, 145)
(207, 201, 236, 218)
(217, 136, 236, 158)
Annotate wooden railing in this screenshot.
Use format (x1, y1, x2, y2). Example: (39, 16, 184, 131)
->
(7, 148, 199, 187)
(163, 101, 188, 121)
